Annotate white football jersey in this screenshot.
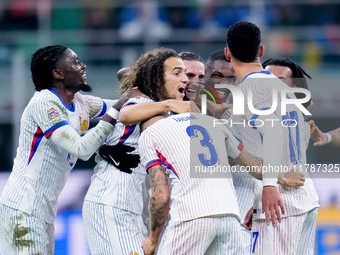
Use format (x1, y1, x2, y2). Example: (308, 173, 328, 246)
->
(221, 107, 254, 223)
(84, 96, 154, 215)
(139, 112, 243, 222)
(233, 72, 319, 219)
(0, 89, 107, 223)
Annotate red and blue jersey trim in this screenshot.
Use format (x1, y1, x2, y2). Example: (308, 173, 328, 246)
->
(233, 135, 244, 152)
(157, 150, 179, 179)
(117, 101, 138, 143)
(238, 143, 244, 151)
(227, 135, 244, 160)
(28, 127, 44, 165)
(145, 159, 163, 173)
(145, 152, 179, 179)
(44, 120, 69, 138)
(119, 125, 136, 143)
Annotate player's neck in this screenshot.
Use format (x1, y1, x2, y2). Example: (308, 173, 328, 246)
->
(230, 58, 264, 83)
(51, 86, 75, 107)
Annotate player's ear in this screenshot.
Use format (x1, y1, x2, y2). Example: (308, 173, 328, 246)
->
(52, 69, 64, 79)
(258, 45, 265, 58)
(224, 47, 231, 61)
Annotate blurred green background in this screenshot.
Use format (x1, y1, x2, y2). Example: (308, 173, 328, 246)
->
(1, 0, 340, 170)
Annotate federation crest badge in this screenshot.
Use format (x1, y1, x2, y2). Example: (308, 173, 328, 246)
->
(79, 116, 89, 133)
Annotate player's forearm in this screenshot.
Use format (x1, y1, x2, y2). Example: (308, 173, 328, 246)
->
(50, 120, 114, 161)
(148, 165, 170, 244)
(233, 150, 263, 180)
(101, 107, 119, 125)
(149, 195, 170, 243)
(119, 102, 170, 125)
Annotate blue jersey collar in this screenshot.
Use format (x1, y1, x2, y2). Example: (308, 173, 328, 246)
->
(49, 88, 75, 112)
(241, 71, 271, 83)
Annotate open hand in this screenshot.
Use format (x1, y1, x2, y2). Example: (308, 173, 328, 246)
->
(262, 186, 284, 227)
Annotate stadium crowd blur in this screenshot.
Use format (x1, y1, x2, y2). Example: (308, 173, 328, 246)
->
(0, 0, 339, 61)
(1, 0, 340, 30)
(1, 0, 340, 171)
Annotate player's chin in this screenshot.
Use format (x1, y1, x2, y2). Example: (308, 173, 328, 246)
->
(80, 83, 92, 92)
(186, 92, 197, 101)
(175, 93, 185, 101)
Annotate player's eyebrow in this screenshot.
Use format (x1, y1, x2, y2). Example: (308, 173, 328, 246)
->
(173, 67, 185, 72)
(210, 71, 223, 76)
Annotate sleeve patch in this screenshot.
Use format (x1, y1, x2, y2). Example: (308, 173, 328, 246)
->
(48, 108, 62, 123)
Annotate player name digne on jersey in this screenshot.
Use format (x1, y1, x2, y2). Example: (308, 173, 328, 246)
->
(172, 115, 199, 122)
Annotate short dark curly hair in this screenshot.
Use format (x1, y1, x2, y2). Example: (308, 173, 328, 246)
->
(119, 47, 179, 102)
(30, 45, 68, 91)
(205, 50, 230, 75)
(226, 21, 261, 63)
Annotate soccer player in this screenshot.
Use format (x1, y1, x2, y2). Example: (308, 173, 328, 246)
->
(0, 45, 120, 254)
(205, 50, 237, 102)
(139, 112, 250, 255)
(82, 47, 199, 255)
(262, 57, 313, 114)
(204, 49, 255, 250)
(204, 49, 236, 118)
(139, 112, 305, 255)
(225, 21, 319, 254)
(178, 51, 205, 101)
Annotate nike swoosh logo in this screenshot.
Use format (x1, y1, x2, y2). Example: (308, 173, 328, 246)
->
(109, 155, 120, 166)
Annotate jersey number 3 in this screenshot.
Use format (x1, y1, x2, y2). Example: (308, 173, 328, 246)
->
(186, 125, 218, 166)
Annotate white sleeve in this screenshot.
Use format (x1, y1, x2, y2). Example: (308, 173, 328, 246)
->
(75, 93, 107, 119)
(31, 96, 67, 134)
(256, 113, 283, 187)
(222, 125, 243, 160)
(50, 120, 114, 161)
(139, 129, 162, 173)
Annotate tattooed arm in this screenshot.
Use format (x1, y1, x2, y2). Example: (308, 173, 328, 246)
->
(232, 149, 263, 180)
(142, 165, 170, 255)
